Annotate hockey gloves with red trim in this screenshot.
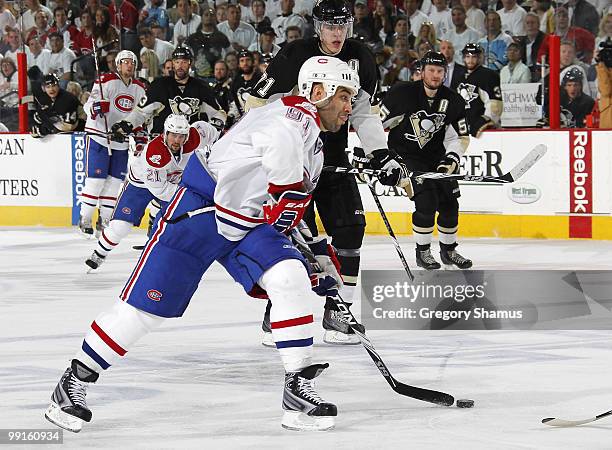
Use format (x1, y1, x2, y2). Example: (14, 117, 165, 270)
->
(263, 190, 312, 234)
(91, 100, 110, 120)
(436, 152, 461, 174)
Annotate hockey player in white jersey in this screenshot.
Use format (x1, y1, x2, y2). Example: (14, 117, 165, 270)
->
(45, 56, 360, 433)
(78, 50, 147, 238)
(85, 115, 220, 271)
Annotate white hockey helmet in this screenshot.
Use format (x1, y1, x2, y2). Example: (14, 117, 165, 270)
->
(298, 56, 359, 105)
(115, 50, 137, 67)
(164, 114, 190, 148)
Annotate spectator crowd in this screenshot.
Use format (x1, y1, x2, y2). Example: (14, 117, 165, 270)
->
(0, 0, 610, 130)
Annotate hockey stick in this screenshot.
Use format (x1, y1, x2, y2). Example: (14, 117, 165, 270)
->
(325, 144, 548, 184)
(291, 232, 454, 406)
(366, 182, 415, 282)
(91, 37, 112, 156)
(542, 409, 612, 427)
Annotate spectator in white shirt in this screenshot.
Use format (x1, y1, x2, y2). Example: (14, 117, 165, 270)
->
(217, 4, 257, 51)
(248, 26, 281, 55)
(497, 0, 526, 37)
(429, 0, 453, 37)
(461, 0, 485, 35)
(3, 28, 24, 64)
(172, 0, 201, 45)
(19, 0, 53, 38)
(0, 0, 16, 38)
(271, 0, 306, 45)
(443, 5, 482, 64)
(500, 42, 531, 83)
(284, 24, 302, 44)
(139, 27, 175, 68)
(47, 31, 76, 81)
(403, 0, 429, 36)
(0, 57, 18, 106)
(27, 35, 51, 75)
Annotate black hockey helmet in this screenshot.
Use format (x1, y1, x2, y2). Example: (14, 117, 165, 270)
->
(562, 67, 584, 85)
(420, 51, 447, 70)
(312, 0, 354, 36)
(238, 49, 254, 60)
(43, 73, 59, 86)
(172, 45, 193, 62)
(462, 42, 482, 55)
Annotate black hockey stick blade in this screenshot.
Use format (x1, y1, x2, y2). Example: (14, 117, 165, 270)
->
(542, 409, 612, 427)
(332, 296, 455, 406)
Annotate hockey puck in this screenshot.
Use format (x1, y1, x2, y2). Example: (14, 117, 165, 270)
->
(456, 399, 475, 408)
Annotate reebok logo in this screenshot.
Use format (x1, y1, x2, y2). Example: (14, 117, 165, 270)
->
(570, 131, 591, 214)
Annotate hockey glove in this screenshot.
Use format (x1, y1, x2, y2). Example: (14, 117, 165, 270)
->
(437, 152, 461, 174)
(472, 115, 496, 138)
(91, 100, 110, 120)
(110, 120, 134, 143)
(369, 148, 405, 186)
(308, 238, 343, 288)
(310, 272, 339, 297)
(263, 190, 312, 234)
(132, 126, 148, 156)
(352, 146, 371, 183)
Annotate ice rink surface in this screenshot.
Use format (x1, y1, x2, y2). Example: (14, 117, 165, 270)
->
(2, 228, 612, 449)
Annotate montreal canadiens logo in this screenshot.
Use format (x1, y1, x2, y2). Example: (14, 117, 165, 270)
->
(122, 207, 131, 214)
(115, 94, 135, 112)
(147, 289, 163, 301)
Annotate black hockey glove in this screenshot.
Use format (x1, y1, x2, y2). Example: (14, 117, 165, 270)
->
(352, 146, 371, 183)
(110, 120, 133, 143)
(369, 148, 406, 186)
(436, 152, 461, 174)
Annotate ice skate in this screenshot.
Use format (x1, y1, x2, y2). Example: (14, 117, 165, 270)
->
(44, 359, 99, 433)
(95, 216, 109, 238)
(322, 298, 359, 345)
(85, 250, 106, 272)
(440, 244, 472, 269)
(78, 217, 94, 239)
(261, 300, 274, 347)
(282, 363, 337, 431)
(416, 247, 441, 270)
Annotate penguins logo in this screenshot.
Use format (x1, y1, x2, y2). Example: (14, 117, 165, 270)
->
(169, 96, 201, 118)
(457, 82, 479, 104)
(404, 111, 445, 149)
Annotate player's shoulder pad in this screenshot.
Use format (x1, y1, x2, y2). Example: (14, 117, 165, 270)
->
(96, 72, 120, 85)
(145, 136, 171, 168)
(182, 127, 201, 154)
(281, 96, 320, 127)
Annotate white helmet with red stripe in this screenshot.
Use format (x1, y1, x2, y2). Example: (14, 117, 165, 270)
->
(163, 114, 190, 150)
(297, 56, 359, 105)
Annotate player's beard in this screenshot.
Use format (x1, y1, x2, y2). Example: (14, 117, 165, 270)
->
(423, 77, 442, 91)
(174, 68, 189, 81)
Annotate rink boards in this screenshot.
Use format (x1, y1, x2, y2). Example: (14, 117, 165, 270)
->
(1, 130, 611, 239)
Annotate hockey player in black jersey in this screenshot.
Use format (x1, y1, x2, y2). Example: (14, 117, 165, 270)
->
(111, 46, 226, 139)
(456, 43, 503, 138)
(31, 73, 80, 137)
(379, 51, 472, 270)
(248, 0, 404, 345)
(230, 50, 262, 118)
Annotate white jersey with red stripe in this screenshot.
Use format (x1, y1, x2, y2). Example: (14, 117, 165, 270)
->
(129, 121, 219, 202)
(202, 95, 323, 241)
(84, 73, 147, 151)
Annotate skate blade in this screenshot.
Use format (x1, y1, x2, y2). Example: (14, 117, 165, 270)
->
(77, 230, 95, 240)
(323, 330, 360, 345)
(261, 331, 275, 348)
(281, 410, 335, 431)
(44, 402, 83, 433)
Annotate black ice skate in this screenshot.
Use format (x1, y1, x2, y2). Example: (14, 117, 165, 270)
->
(78, 217, 94, 239)
(322, 297, 359, 345)
(416, 246, 441, 270)
(85, 250, 106, 272)
(45, 359, 99, 433)
(282, 363, 337, 431)
(261, 300, 274, 347)
(440, 243, 473, 269)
